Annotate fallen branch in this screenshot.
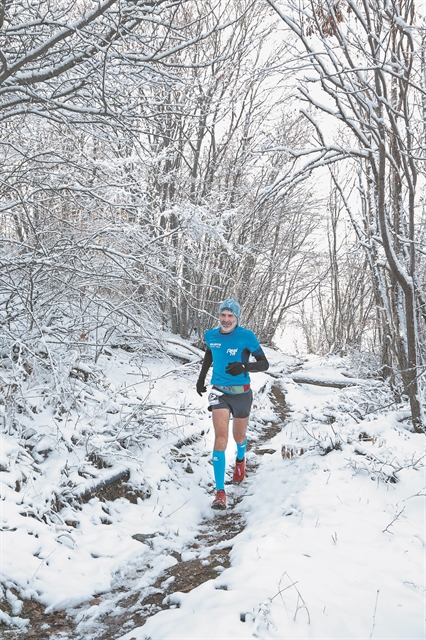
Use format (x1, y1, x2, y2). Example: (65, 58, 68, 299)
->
(75, 468, 130, 502)
(290, 374, 373, 389)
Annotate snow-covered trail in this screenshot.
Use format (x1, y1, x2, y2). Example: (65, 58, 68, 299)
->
(1, 347, 425, 640)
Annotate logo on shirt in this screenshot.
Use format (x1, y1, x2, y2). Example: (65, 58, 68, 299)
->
(210, 342, 221, 348)
(227, 348, 238, 356)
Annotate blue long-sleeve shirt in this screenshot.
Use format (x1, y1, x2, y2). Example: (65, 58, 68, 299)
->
(199, 325, 269, 388)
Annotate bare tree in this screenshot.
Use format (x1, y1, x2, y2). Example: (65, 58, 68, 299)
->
(0, 1, 243, 348)
(266, 0, 426, 432)
(132, 1, 325, 342)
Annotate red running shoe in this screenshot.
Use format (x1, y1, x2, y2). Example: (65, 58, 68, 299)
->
(233, 458, 245, 483)
(212, 490, 226, 510)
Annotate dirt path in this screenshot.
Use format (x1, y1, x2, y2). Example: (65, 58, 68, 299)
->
(2, 383, 288, 640)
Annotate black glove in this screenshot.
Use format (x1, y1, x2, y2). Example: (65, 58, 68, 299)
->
(226, 362, 246, 376)
(196, 379, 207, 396)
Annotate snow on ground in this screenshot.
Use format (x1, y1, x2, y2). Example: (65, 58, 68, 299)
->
(1, 342, 425, 639)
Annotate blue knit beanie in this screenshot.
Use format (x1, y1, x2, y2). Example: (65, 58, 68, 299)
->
(218, 298, 241, 319)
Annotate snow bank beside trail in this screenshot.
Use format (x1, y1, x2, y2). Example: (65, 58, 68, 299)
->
(0, 349, 207, 616)
(120, 356, 425, 640)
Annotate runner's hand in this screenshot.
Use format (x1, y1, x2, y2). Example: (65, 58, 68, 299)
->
(226, 362, 246, 376)
(196, 379, 207, 396)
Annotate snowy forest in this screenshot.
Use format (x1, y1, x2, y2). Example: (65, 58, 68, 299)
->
(1, 1, 425, 639)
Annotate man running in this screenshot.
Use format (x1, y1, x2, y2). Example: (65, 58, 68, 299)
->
(196, 298, 269, 509)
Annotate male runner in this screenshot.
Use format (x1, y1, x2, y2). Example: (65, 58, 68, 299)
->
(196, 298, 269, 509)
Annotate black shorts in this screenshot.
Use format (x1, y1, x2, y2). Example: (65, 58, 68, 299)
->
(208, 388, 253, 418)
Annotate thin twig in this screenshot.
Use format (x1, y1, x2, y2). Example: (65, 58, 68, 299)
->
(164, 499, 191, 518)
(383, 507, 405, 534)
(369, 590, 380, 639)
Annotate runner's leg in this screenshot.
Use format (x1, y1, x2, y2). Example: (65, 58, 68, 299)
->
(212, 408, 230, 450)
(212, 408, 230, 490)
(233, 417, 249, 448)
(232, 417, 248, 482)
(236, 437, 247, 461)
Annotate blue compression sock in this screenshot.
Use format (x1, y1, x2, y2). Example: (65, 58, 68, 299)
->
(236, 439, 247, 462)
(212, 450, 226, 491)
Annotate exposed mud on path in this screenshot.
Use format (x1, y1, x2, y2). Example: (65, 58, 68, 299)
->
(2, 383, 289, 640)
